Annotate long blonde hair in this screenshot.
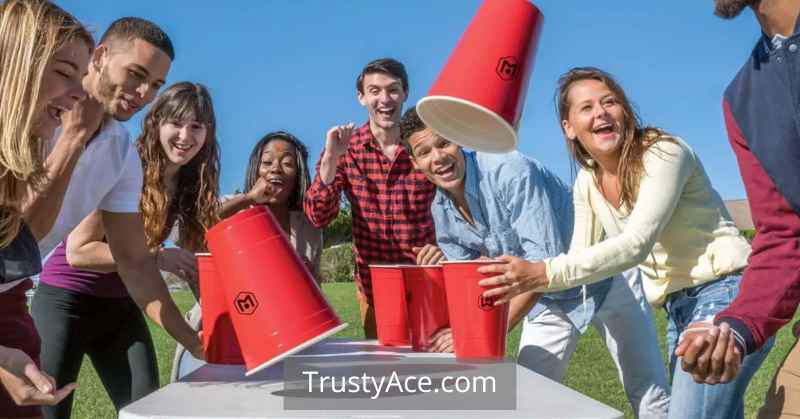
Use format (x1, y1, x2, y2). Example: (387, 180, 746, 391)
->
(137, 82, 220, 253)
(556, 67, 673, 211)
(0, 0, 93, 246)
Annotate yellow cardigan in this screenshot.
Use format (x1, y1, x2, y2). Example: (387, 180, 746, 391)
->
(543, 137, 751, 306)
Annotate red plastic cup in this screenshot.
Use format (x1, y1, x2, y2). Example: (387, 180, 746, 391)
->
(206, 207, 347, 375)
(416, 0, 544, 153)
(197, 253, 244, 364)
(441, 260, 510, 360)
(369, 265, 410, 346)
(401, 265, 450, 352)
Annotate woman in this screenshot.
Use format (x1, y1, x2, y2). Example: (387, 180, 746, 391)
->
(0, 0, 92, 415)
(478, 67, 772, 419)
(221, 131, 322, 279)
(172, 130, 322, 380)
(33, 82, 220, 417)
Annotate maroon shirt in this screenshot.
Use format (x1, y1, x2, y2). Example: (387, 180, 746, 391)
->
(715, 100, 800, 354)
(304, 122, 436, 303)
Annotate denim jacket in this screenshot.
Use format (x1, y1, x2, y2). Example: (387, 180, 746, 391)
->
(432, 150, 612, 331)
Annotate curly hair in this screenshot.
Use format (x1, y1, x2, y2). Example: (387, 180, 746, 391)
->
(136, 82, 220, 252)
(243, 131, 310, 211)
(0, 0, 93, 247)
(556, 67, 674, 211)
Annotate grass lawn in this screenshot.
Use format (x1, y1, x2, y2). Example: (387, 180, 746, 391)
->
(70, 282, 794, 419)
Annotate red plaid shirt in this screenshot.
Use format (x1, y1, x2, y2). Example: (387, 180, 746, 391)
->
(304, 122, 436, 303)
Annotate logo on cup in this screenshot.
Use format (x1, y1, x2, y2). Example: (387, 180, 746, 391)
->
(496, 56, 520, 81)
(234, 292, 259, 315)
(479, 294, 497, 311)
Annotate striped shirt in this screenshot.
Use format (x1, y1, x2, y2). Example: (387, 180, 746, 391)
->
(304, 122, 436, 302)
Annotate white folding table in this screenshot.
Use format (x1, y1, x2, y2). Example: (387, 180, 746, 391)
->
(120, 339, 622, 419)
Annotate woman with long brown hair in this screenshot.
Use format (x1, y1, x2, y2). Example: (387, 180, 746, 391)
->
(34, 82, 219, 417)
(478, 67, 771, 418)
(0, 0, 92, 415)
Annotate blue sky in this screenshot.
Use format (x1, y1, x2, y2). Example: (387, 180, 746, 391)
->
(58, 1, 762, 199)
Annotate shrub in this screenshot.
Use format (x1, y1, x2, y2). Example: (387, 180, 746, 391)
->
(321, 243, 355, 283)
(323, 205, 353, 247)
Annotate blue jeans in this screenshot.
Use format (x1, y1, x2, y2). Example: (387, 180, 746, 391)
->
(664, 274, 774, 419)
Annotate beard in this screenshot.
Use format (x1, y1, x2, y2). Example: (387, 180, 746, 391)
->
(714, 0, 755, 19)
(95, 66, 122, 119)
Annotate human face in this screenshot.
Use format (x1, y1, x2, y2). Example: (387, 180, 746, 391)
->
(357, 72, 407, 130)
(561, 79, 626, 164)
(92, 39, 171, 121)
(159, 118, 207, 170)
(408, 128, 465, 193)
(32, 39, 91, 140)
(714, 0, 756, 18)
(258, 139, 298, 206)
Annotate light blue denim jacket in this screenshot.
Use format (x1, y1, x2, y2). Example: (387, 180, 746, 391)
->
(432, 150, 612, 331)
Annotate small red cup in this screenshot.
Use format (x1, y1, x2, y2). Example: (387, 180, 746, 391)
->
(402, 265, 450, 352)
(197, 253, 244, 364)
(369, 265, 410, 346)
(442, 260, 510, 360)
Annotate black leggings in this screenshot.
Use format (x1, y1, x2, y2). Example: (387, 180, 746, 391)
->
(31, 283, 159, 419)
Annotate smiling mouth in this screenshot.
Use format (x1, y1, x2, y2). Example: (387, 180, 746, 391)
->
(121, 97, 141, 112)
(46, 104, 69, 122)
(172, 142, 193, 152)
(267, 178, 285, 186)
(376, 107, 395, 118)
(592, 124, 616, 135)
(434, 162, 455, 177)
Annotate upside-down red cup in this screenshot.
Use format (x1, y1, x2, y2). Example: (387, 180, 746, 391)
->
(197, 253, 244, 364)
(401, 265, 450, 352)
(416, 0, 544, 153)
(442, 260, 510, 360)
(206, 206, 347, 375)
(369, 265, 410, 346)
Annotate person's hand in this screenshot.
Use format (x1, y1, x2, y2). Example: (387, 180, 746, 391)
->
(323, 123, 355, 162)
(157, 247, 198, 286)
(476, 255, 547, 304)
(60, 95, 105, 145)
(0, 347, 75, 406)
(428, 328, 454, 353)
(412, 244, 445, 266)
(674, 322, 741, 384)
(244, 176, 273, 205)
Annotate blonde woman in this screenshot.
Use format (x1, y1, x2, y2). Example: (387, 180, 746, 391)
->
(478, 67, 772, 419)
(0, 0, 92, 415)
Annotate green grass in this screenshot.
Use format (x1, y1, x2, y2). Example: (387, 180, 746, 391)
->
(70, 283, 795, 419)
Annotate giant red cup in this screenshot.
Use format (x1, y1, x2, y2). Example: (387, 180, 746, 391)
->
(416, 0, 543, 153)
(206, 207, 347, 375)
(210, 206, 285, 249)
(369, 265, 410, 346)
(401, 265, 449, 352)
(442, 260, 510, 360)
(197, 253, 244, 364)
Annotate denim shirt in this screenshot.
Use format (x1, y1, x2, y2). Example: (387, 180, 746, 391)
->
(432, 150, 612, 331)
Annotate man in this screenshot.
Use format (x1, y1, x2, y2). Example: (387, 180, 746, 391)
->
(304, 58, 441, 338)
(677, 0, 800, 411)
(399, 107, 670, 418)
(22, 17, 202, 417)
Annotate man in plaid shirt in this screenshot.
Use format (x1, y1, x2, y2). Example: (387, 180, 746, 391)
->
(304, 58, 443, 338)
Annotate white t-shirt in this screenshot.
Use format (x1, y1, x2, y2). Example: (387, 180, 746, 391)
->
(0, 121, 142, 294)
(38, 120, 143, 256)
